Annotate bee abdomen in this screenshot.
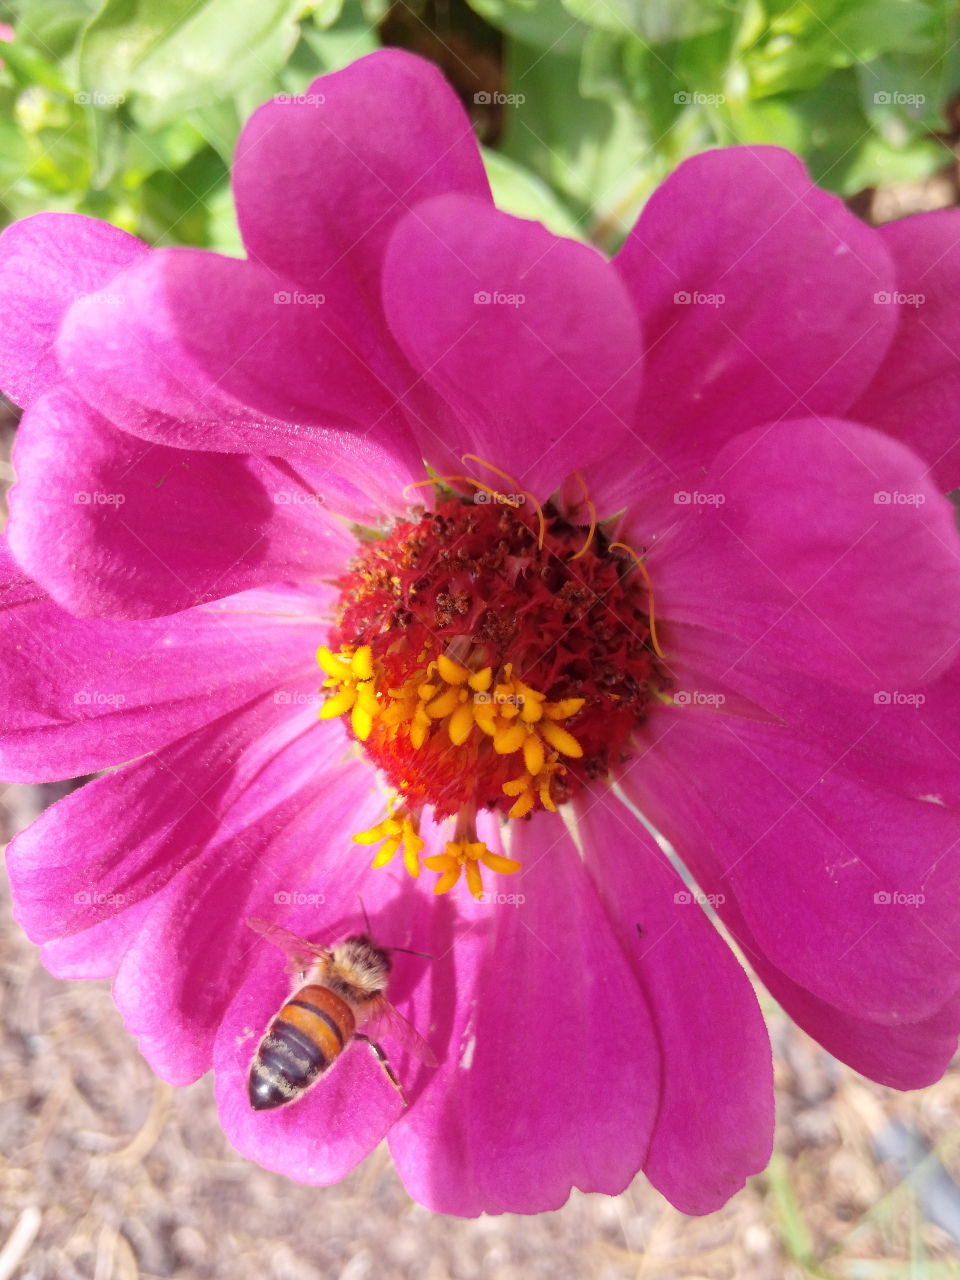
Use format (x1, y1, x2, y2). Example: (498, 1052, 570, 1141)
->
(248, 984, 355, 1112)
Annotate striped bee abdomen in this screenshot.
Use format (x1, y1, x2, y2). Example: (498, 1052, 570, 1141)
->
(248, 983, 356, 1111)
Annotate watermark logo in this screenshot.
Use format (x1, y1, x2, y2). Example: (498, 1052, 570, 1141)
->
(473, 490, 525, 506)
(474, 290, 525, 308)
(273, 890, 326, 906)
(75, 91, 125, 107)
(873, 291, 925, 308)
(273, 491, 326, 506)
(674, 90, 725, 106)
(275, 92, 325, 107)
(74, 890, 126, 905)
(274, 690, 322, 706)
(874, 890, 925, 906)
(873, 91, 925, 106)
(674, 490, 725, 506)
(673, 289, 725, 307)
(874, 490, 926, 505)
(476, 891, 526, 906)
(274, 290, 325, 306)
(474, 689, 525, 707)
(874, 690, 926, 707)
(674, 889, 726, 907)
(77, 290, 126, 305)
(74, 690, 126, 707)
(673, 690, 726, 708)
(74, 491, 126, 505)
(474, 90, 526, 106)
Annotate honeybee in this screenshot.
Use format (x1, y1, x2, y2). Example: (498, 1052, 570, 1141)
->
(245, 914, 437, 1111)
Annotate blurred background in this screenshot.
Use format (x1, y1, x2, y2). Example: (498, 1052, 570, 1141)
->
(3, 0, 960, 1275)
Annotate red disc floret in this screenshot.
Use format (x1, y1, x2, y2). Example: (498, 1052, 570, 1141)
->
(331, 496, 661, 819)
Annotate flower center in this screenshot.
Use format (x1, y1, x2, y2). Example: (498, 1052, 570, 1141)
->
(318, 485, 664, 895)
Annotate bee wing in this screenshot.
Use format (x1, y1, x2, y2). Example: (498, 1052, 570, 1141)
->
(363, 996, 438, 1068)
(245, 916, 330, 976)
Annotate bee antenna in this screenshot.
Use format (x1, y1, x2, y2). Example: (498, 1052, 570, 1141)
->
(355, 896, 432, 958)
(388, 944, 434, 960)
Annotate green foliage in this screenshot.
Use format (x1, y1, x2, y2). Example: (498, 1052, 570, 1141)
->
(0, 0, 957, 249)
(0, 0, 377, 245)
(492, 0, 960, 243)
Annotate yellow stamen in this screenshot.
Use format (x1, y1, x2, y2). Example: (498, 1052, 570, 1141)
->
(436, 653, 469, 685)
(544, 697, 584, 719)
(327, 644, 589, 863)
(317, 647, 353, 681)
(503, 759, 567, 818)
(353, 806, 425, 878)
(316, 644, 379, 741)
(493, 721, 527, 754)
(523, 733, 545, 777)
(424, 838, 522, 899)
(506, 789, 535, 819)
(448, 702, 475, 746)
(539, 720, 583, 758)
(426, 686, 460, 719)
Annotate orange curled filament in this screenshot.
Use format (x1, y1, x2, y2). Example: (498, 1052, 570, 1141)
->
(569, 471, 598, 562)
(609, 541, 665, 660)
(460, 454, 545, 550)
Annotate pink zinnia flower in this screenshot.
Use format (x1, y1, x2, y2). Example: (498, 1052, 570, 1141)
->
(3, 49, 960, 1216)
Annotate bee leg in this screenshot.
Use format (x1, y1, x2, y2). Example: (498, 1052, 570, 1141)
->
(353, 1034, 409, 1107)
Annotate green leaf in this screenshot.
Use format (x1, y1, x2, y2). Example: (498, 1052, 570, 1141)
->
(856, 12, 960, 134)
(499, 33, 672, 247)
(482, 145, 584, 238)
(837, 130, 947, 192)
(78, 0, 306, 123)
(134, 141, 228, 245)
(562, 0, 728, 42)
(9, 0, 98, 57)
(742, 0, 942, 98)
(205, 177, 243, 256)
(187, 1, 379, 165)
(464, 0, 590, 53)
(293, 0, 381, 76)
(499, 43, 607, 232)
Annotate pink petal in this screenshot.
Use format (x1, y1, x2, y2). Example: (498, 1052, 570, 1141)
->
(669, 621, 960, 809)
(56, 247, 424, 508)
(0, 212, 147, 409)
(650, 417, 960, 691)
(215, 961, 403, 1183)
(591, 146, 896, 508)
(723, 890, 960, 1089)
(624, 706, 960, 1027)
(38, 898, 157, 980)
(0, 543, 323, 780)
(850, 209, 960, 491)
(113, 720, 379, 1085)
(575, 794, 774, 1215)
(234, 49, 490, 295)
(382, 195, 644, 495)
(214, 853, 443, 1182)
(5, 692, 329, 948)
(7, 387, 355, 618)
(390, 815, 661, 1215)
